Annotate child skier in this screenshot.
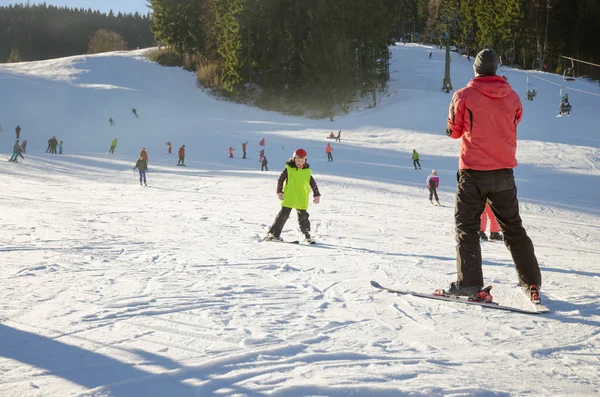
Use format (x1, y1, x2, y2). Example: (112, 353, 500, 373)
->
(265, 148, 321, 244)
(242, 141, 249, 159)
(133, 155, 148, 186)
(426, 169, 440, 205)
(229, 147, 235, 158)
(9, 140, 22, 162)
(58, 140, 63, 154)
(109, 138, 118, 154)
(412, 149, 421, 169)
(326, 143, 334, 162)
(166, 142, 172, 154)
(480, 203, 503, 241)
(22, 140, 27, 153)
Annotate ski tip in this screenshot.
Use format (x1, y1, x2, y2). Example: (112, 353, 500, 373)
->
(370, 280, 384, 289)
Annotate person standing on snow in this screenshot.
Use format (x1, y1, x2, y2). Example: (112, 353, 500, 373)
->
(480, 202, 503, 241)
(412, 149, 421, 169)
(261, 156, 268, 171)
(166, 142, 172, 154)
(326, 143, 334, 162)
(132, 108, 139, 118)
(133, 156, 148, 186)
(15, 125, 21, 139)
(9, 140, 22, 162)
(109, 138, 118, 154)
(443, 48, 541, 303)
(426, 170, 440, 205)
(242, 141, 249, 159)
(229, 147, 235, 158)
(265, 149, 321, 244)
(177, 145, 185, 166)
(58, 140, 63, 154)
(22, 139, 27, 153)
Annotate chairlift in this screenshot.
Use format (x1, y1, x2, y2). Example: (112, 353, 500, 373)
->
(525, 75, 536, 101)
(563, 58, 575, 81)
(532, 58, 543, 71)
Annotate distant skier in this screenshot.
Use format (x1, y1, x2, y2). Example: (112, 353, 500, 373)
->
(109, 118, 115, 126)
(261, 155, 268, 171)
(109, 138, 118, 154)
(58, 140, 63, 154)
(259, 138, 265, 147)
(242, 141, 249, 159)
(9, 140, 22, 162)
(15, 125, 21, 139)
(177, 145, 185, 166)
(166, 141, 172, 154)
(259, 149, 265, 162)
(326, 143, 333, 162)
(49, 136, 58, 154)
(264, 148, 321, 244)
(426, 169, 440, 205)
(480, 203, 502, 241)
(229, 147, 235, 158)
(429, 51, 432, 59)
(133, 156, 148, 186)
(132, 108, 138, 118)
(140, 148, 148, 162)
(412, 149, 421, 169)
(336, 130, 341, 142)
(22, 139, 27, 153)
(46, 137, 52, 153)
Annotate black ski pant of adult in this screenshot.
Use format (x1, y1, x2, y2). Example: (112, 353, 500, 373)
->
(327, 153, 333, 162)
(454, 169, 541, 289)
(178, 156, 184, 165)
(413, 159, 421, 169)
(429, 187, 439, 202)
(261, 164, 268, 171)
(268, 206, 310, 237)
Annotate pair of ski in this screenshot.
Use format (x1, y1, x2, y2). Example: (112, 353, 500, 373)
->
(371, 280, 549, 315)
(264, 237, 316, 245)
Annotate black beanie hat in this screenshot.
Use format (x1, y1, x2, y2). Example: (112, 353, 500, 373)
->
(473, 48, 499, 76)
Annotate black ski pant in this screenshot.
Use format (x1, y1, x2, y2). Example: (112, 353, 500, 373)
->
(109, 146, 116, 154)
(261, 164, 268, 171)
(429, 187, 439, 202)
(178, 156, 184, 165)
(268, 206, 310, 237)
(327, 153, 333, 162)
(413, 159, 421, 169)
(454, 169, 541, 289)
(243, 151, 247, 159)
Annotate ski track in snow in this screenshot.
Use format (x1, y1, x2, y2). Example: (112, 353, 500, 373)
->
(0, 44, 599, 396)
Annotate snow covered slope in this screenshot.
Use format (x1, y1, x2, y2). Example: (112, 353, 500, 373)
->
(0, 45, 599, 396)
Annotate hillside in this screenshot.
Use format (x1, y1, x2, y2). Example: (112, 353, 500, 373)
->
(0, 45, 599, 396)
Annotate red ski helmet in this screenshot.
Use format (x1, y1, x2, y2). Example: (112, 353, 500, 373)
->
(293, 148, 307, 158)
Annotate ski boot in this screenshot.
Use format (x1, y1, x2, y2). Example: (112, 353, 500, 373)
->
(524, 285, 541, 304)
(304, 233, 316, 244)
(472, 286, 493, 303)
(264, 233, 283, 242)
(436, 282, 483, 298)
(479, 231, 488, 241)
(489, 232, 503, 241)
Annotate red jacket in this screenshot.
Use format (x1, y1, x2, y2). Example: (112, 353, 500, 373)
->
(446, 75, 522, 170)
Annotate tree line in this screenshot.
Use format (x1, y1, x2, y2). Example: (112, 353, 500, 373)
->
(0, 3, 154, 62)
(150, 0, 600, 112)
(424, 0, 600, 77)
(150, 0, 402, 113)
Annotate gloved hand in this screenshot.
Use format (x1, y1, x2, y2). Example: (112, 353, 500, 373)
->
(277, 192, 284, 200)
(313, 196, 320, 204)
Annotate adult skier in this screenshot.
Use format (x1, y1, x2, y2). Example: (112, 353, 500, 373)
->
(109, 138, 118, 154)
(133, 156, 148, 186)
(444, 48, 541, 303)
(177, 145, 185, 166)
(412, 149, 421, 169)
